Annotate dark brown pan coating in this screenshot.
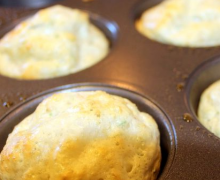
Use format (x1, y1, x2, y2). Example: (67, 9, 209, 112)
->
(0, 0, 220, 179)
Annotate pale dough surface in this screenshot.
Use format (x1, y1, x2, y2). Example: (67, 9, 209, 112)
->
(198, 80, 220, 137)
(0, 5, 109, 79)
(136, 0, 220, 47)
(0, 91, 161, 180)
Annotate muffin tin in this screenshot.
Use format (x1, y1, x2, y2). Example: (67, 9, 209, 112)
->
(0, 0, 220, 179)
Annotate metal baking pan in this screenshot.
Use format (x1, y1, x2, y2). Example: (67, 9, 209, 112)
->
(0, 0, 220, 179)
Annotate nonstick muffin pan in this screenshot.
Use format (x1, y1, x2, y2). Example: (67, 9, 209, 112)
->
(0, 0, 220, 179)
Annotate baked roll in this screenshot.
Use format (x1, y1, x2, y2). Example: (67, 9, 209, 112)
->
(198, 80, 220, 137)
(0, 5, 109, 79)
(0, 91, 161, 180)
(136, 0, 220, 47)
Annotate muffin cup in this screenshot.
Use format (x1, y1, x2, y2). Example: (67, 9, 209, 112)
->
(0, 7, 118, 80)
(0, 83, 176, 179)
(185, 55, 220, 137)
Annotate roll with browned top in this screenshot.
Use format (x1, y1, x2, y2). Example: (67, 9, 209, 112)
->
(0, 91, 161, 180)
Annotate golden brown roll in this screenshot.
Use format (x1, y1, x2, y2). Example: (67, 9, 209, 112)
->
(136, 0, 220, 47)
(198, 80, 220, 137)
(0, 5, 109, 80)
(0, 91, 161, 180)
